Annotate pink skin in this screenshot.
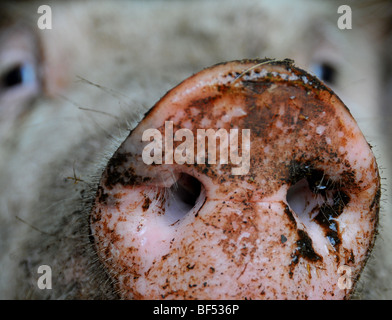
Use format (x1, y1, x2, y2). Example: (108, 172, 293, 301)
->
(91, 59, 380, 299)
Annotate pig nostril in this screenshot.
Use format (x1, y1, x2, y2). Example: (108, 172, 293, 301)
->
(286, 161, 343, 225)
(286, 168, 351, 251)
(164, 173, 204, 225)
(172, 173, 202, 206)
(286, 178, 325, 222)
(286, 176, 337, 224)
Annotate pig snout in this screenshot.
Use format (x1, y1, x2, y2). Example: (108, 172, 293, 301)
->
(90, 59, 380, 299)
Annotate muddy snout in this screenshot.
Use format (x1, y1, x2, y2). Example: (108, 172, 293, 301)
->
(90, 59, 380, 299)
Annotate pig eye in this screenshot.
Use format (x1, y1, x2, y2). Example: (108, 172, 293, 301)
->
(310, 62, 337, 85)
(0, 25, 42, 115)
(1, 62, 38, 90)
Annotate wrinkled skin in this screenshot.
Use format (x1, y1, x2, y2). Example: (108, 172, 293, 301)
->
(0, 0, 391, 299)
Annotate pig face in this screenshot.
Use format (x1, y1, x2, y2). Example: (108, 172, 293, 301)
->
(0, 0, 390, 299)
